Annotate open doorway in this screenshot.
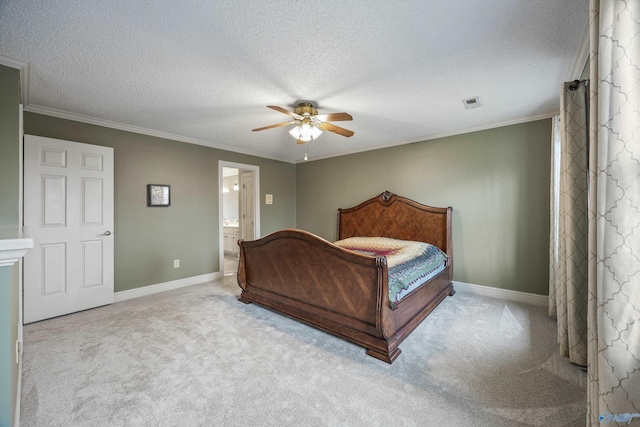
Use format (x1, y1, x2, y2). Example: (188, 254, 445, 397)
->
(218, 161, 260, 277)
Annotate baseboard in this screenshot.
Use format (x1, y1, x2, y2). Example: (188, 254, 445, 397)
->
(452, 281, 549, 307)
(114, 272, 222, 303)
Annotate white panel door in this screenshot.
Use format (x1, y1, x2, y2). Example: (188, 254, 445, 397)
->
(24, 135, 114, 323)
(240, 171, 254, 241)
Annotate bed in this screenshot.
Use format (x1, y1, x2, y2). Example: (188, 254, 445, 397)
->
(237, 191, 454, 363)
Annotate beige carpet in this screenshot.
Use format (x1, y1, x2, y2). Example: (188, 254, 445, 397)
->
(20, 272, 586, 426)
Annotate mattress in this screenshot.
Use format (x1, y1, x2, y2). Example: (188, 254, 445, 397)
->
(334, 237, 448, 308)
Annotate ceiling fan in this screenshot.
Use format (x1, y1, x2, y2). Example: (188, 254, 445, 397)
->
(252, 102, 354, 144)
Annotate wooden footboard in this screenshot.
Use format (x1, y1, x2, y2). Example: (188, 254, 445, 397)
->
(238, 229, 391, 353)
(237, 191, 453, 363)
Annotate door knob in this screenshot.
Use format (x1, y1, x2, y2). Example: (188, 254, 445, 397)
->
(102, 231, 112, 236)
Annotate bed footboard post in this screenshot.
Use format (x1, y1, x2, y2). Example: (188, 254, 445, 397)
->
(237, 241, 253, 304)
(366, 346, 401, 364)
(237, 239, 247, 291)
(446, 206, 454, 296)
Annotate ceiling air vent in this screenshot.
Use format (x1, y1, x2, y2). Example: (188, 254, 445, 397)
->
(463, 96, 481, 110)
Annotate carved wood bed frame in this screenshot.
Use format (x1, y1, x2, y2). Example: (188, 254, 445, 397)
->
(237, 191, 454, 363)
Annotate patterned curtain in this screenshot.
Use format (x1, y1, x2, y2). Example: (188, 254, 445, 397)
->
(587, 0, 640, 424)
(549, 85, 589, 367)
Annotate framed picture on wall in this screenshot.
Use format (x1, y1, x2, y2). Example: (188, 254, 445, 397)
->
(147, 184, 171, 207)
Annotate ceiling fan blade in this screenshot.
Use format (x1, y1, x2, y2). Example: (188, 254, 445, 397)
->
(252, 121, 296, 132)
(318, 122, 354, 137)
(267, 105, 302, 119)
(315, 112, 353, 122)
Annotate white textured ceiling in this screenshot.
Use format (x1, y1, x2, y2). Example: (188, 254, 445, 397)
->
(0, 0, 588, 163)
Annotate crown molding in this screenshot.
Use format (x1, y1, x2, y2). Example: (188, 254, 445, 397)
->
(297, 110, 560, 163)
(0, 53, 30, 105)
(8, 48, 561, 166)
(23, 104, 559, 167)
(569, 22, 590, 79)
(0, 53, 295, 164)
(24, 104, 296, 164)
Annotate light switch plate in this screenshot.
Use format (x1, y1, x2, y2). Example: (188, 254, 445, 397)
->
(266, 194, 273, 205)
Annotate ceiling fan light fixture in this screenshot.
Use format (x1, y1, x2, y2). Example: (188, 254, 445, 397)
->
(300, 122, 312, 136)
(289, 125, 322, 142)
(310, 126, 322, 140)
(289, 126, 302, 139)
(255, 102, 352, 143)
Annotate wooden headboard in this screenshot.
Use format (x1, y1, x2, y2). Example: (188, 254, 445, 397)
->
(337, 191, 452, 255)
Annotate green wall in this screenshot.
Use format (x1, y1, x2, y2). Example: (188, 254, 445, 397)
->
(24, 113, 296, 292)
(0, 65, 21, 427)
(296, 119, 551, 296)
(23, 107, 551, 297)
(0, 66, 20, 226)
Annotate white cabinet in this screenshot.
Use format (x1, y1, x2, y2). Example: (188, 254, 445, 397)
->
(223, 226, 240, 255)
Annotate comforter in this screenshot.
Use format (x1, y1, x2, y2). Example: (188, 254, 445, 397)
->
(334, 237, 448, 308)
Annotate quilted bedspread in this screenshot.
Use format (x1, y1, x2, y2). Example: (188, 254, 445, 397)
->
(333, 237, 448, 309)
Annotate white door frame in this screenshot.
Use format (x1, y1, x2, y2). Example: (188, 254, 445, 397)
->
(218, 161, 260, 276)
(239, 170, 255, 241)
(18, 104, 24, 339)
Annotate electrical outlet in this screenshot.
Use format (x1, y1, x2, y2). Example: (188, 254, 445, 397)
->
(174, 259, 180, 268)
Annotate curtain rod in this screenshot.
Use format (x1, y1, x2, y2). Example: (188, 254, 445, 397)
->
(568, 79, 590, 91)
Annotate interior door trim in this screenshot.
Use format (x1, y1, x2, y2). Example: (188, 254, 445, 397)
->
(218, 160, 260, 276)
